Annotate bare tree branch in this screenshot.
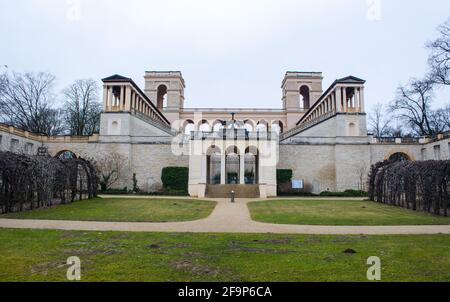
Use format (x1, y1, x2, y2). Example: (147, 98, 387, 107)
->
(62, 79, 101, 136)
(0, 71, 64, 135)
(427, 18, 450, 86)
(93, 152, 127, 191)
(368, 103, 392, 137)
(390, 79, 437, 136)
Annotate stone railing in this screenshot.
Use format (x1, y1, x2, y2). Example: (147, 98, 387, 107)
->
(281, 110, 336, 140)
(181, 108, 292, 113)
(134, 111, 174, 135)
(0, 124, 44, 141)
(0, 124, 99, 144)
(430, 130, 450, 142)
(374, 137, 421, 144)
(190, 130, 276, 141)
(372, 132, 450, 145)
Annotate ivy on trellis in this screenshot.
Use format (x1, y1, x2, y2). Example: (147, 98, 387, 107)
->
(0, 151, 98, 214)
(368, 159, 450, 217)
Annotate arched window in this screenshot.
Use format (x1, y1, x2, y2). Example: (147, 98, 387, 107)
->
(225, 146, 240, 185)
(348, 122, 358, 136)
(256, 121, 268, 133)
(213, 120, 225, 132)
(183, 120, 195, 135)
(300, 85, 310, 109)
(271, 121, 284, 135)
(157, 85, 168, 109)
(244, 120, 254, 133)
(56, 150, 77, 160)
(389, 152, 411, 162)
(110, 120, 120, 135)
(199, 120, 210, 132)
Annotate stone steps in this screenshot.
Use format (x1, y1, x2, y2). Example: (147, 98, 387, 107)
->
(206, 185, 260, 198)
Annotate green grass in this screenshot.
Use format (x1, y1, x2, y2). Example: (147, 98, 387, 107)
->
(248, 200, 450, 226)
(0, 229, 448, 282)
(1, 198, 217, 223)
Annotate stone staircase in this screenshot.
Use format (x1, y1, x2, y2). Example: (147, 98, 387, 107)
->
(205, 185, 260, 198)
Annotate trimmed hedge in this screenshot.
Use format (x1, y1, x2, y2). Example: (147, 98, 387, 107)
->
(161, 167, 189, 192)
(277, 169, 293, 184)
(320, 190, 368, 197)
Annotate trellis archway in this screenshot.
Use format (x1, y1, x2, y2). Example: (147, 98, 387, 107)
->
(0, 151, 98, 214)
(56, 150, 78, 160)
(389, 152, 411, 162)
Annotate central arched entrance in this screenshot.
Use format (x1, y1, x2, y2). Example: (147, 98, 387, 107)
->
(245, 146, 259, 184)
(225, 146, 240, 184)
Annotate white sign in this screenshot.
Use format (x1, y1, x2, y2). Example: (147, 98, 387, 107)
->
(292, 180, 304, 189)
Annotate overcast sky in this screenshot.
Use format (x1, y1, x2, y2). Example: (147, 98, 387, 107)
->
(1, 0, 449, 110)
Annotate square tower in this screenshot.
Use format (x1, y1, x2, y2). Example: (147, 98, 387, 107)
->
(282, 72, 323, 129)
(144, 71, 186, 123)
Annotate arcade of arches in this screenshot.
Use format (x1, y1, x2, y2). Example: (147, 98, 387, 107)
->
(181, 119, 285, 135)
(206, 146, 259, 185)
(188, 139, 277, 198)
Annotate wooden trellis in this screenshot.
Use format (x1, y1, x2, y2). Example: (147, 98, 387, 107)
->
(368, 160, 450, 217)
(0, 151, 98, 214)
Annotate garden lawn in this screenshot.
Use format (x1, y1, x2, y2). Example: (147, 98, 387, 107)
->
(248, 200, 450, 226)
(0, 229, 448, 282)
(1, 198, 216, 222)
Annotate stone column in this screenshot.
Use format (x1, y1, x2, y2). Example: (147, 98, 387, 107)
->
(121, 85, 126, 111)
(103, 86, 108, 111)
(108, 87, 114, 110)
(220, 153, 226, 185)
(355, 87, 360, 111)
(335, 88, 342, 112)
(342, 87, 347, 112)
(239, 154, 245, 185)
(360, 87, 365, 112)
(125, 85, 132, 112)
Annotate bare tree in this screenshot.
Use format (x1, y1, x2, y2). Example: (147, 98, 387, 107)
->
(0, 71, 63, 135)
(391, 79, 436, 136)
(357, 164, 368, 192)
(368, 103, 392, 137)
(63, 79, 102, 136)
(41, 108, 66, 136)
(430, 103, 450, 132)
(427, 18, 450, 86)
(94, 152, 127, 191)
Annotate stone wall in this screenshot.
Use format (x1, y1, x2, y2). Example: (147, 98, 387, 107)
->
(278, 144, 337, 193)
(131, 144, 189, 192)
(2, 116, 449, 196)
(0, 128, 41, 155)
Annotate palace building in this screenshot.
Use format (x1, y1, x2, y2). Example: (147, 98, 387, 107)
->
(1, 71, 449, 198)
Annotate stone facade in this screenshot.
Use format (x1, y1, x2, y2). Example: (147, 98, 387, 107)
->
(1, 71, 449, 198)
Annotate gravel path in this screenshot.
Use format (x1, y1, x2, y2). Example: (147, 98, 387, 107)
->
(0, 197, 449, 235)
